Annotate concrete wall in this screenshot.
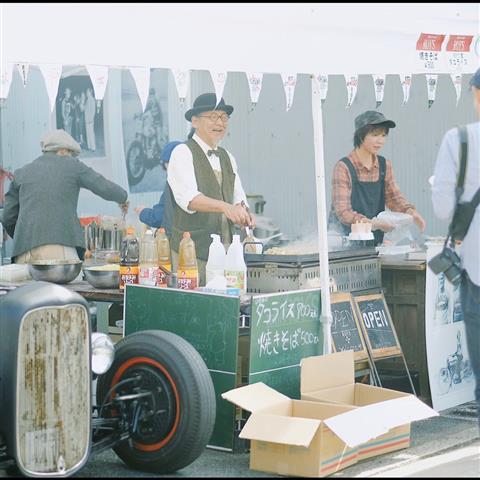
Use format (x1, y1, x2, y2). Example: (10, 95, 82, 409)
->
(1, 67, 476, 246)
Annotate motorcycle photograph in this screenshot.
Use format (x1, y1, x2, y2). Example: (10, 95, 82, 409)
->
(125, 108, 168, 187)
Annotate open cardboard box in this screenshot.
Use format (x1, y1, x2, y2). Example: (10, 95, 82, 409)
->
(222, 382, 359, 477)
(300, 350, 438, 461)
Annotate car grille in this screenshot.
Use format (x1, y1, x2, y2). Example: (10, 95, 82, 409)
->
(16, 305, 91, 476)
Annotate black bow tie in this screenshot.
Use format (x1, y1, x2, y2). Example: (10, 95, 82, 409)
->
(207, 149, 219, 157)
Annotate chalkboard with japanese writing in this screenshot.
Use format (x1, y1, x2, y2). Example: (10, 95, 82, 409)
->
(249, 288, 323, 399)
(330, 292, 368, 361)
(353, 293, 402, 359)
(124, 285, 240, 450)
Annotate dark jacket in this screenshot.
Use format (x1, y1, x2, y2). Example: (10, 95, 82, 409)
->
(3, 153, 128, 258)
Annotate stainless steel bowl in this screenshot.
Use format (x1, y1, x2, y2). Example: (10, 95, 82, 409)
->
(28, 261, 82, 284)
(83, 267, 120, 289)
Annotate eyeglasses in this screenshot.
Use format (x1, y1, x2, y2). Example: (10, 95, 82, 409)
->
(197, 113, 230, 123)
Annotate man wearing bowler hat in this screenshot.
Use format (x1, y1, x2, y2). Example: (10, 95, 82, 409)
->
(167, 92, 254, 285)
(329, 110, 425, 245)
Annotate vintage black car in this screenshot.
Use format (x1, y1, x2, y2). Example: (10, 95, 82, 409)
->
(0, 281, 216, 477)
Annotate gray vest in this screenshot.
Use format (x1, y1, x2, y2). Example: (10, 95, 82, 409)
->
(171, 139, 235, 261)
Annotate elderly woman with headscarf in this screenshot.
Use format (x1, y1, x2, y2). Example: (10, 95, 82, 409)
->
(2, 129, 129, 264)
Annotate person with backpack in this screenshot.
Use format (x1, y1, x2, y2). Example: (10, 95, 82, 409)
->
(431, 68, 480, 430)
(134, 141, 183, 234)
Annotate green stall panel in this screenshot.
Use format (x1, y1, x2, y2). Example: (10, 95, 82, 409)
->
(124, 285, 240, 450)
(249, 288, 323, 399)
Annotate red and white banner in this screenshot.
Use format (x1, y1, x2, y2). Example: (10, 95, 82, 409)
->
(445, 35, 474, 74)
(0, 62, 14, 100)
(129, 67, 150, 112)
(416, 33, 446, 71)
(246, 72, 263, 106)
(281, 73, 297, 111)
(38, 64, 63, 111)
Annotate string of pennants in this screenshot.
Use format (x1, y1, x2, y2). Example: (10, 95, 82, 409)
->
(1, 33, 478, 112)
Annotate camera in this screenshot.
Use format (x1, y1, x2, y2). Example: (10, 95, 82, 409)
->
(428, 247, 464, 286)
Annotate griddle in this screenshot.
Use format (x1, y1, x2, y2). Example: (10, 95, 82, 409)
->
(244, 246, 377, 266)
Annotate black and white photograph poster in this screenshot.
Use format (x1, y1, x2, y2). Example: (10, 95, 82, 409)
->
(425, 242, 475, 411)
(121, 68, 170, 194)
(55, 68, 105, 159)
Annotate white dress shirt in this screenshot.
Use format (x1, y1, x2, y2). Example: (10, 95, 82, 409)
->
(167, 133, 248, 214)
(432, 122, 480, 285)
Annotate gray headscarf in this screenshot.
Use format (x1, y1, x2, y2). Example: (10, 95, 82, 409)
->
(40, 129, 81, 156)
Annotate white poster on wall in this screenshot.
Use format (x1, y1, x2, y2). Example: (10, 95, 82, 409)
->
(425, 242, 475, 412)
(416, 33, 446, 71)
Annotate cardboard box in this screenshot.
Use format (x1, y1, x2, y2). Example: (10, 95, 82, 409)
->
(222, 382, 359, 477)
(300, 350, 438, 461)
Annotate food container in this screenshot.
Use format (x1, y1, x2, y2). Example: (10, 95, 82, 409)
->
(28, 260, 82, 284)
(83, 264, 120, 289)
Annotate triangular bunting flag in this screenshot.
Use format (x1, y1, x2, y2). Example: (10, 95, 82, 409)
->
(129, 67, 151, 112)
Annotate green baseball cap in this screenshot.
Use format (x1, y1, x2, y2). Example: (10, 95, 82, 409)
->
(354, 111, 396, 132)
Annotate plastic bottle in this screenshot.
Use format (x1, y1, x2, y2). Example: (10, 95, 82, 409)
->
(139, 228, 159, 286)
(206, 234, 227, 285)
(177, 232, 198, 290)
(225, 234, 247, 295)
(119, 226, 139, 290)
(155, 227, 172, 287)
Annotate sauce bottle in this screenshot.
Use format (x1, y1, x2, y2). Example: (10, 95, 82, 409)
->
(139, 228, 158, 286)
(119, 226, 139, 290)
(177, 231, 198, 290)
(225, 234, 247, 294)
(156, 227, 172, 287)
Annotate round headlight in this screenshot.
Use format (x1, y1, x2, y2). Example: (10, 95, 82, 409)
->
(91, 332, 115, 374)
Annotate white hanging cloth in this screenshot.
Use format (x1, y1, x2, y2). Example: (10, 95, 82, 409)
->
(129, 67, 150, 112)
(246, 72, 263, 107)
(400, 74, 412, 105)
(373, 74, 386, 108)
(17, 63, 30, 87)
(210, 71, 228, 106)
(281, 73, 297, 111)
(172, 68, 190, 104)
(0, 62, 14, 100)
(38, 64, 63, 112)
(345, 74, 358, 108)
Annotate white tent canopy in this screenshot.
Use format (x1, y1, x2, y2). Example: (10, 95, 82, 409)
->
(1, 3, 479, 354)
(2, 3, 479, 74)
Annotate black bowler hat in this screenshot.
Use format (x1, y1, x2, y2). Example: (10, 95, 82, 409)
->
(354, 110, 396, 132)
(185, 93, 234, 121)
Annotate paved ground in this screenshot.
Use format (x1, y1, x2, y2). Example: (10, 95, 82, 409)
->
(1, 401, 478, 477)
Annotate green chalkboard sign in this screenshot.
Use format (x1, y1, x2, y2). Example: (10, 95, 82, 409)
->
(124, 285, 240, 450)
(249, 288, 322, 399)
(353, 293, 402, 359)
(330, 292, 368, 361)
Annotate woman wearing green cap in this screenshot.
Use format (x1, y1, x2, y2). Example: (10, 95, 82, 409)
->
(329, 110, 425, 245)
